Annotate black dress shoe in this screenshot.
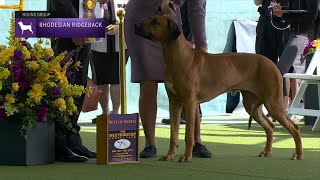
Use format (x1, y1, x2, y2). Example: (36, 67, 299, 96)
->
(55, 147, 88, 162)
(69, 144, 97, 158)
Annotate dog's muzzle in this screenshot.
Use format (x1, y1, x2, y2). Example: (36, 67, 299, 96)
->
(134, 24, 153, 39)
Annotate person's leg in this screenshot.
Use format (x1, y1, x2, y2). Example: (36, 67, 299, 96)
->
(277, 33, 299, 110)
(139, 80, 158, 158)
(110, 84, 121, 114)
(192, 106, 212, 158)
(66, 44, 96, 158)
(194, 106, 201, 143)
(98, 84, 110, 114)
(284, 78, 291, 111)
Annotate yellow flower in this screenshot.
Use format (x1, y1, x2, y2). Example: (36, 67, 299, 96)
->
(0, 67, 10, 79)
(0, 81, 2, 91)
(74, 61, 82, 70)
(26, 61, 40, 71)
(32, 84, 44, 93)
(54, 98, 67, 112)
(27, 84, 47, 104)
(0, 45, 6, 51)
(54, 69, 68, 84)
(4, 102, 18, 116)
(26, 98, 34, 106)
(21, 46, 31, 59)
(0, 46, 15, 65)
(34, 43, 42, 50)
(45, 48, 54, 57)
(11, 82, 19, 91)
(38, 39, 43, 44)
(66, 97, 77, 115)
(45, 39, 51, 46)
(5, 94, 16, 103)
(309, 48, 316, 54)
(312, 40, 320, 48)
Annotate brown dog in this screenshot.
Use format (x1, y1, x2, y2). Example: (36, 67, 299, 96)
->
(134, 16, 303, 162)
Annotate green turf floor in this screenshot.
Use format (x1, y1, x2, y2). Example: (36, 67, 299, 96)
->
(0, 124, 319, 180)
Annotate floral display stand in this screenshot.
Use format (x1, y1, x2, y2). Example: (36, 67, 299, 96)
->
(0, 120, 55, 165)
(0, 14, 89, 165)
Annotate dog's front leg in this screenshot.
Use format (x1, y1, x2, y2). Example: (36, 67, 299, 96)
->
(160, 94, 182, 161)
(179, 98, 197, 162)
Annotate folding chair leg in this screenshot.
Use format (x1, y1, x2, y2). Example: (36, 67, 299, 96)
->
(313, 84, 320, 131)
(288, 82, 308, 115)
(312, 116, 320, 131)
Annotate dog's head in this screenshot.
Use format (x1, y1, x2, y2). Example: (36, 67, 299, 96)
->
(17, 21, 23, 26)
(134, 16, 181, 43)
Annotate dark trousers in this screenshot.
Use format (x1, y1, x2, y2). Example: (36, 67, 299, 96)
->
(255, 16, 289, 64)
(53, 38, 90, 152)
(180, 0, 202, 116)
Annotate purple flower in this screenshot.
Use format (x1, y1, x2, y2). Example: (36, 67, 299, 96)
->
(14, 50, 24, 62)
(18, 80, 30, 90)
(13, 63, 23, 81)
(36, 105, 49, 123)
(66, 70, 73, 80)
(51, 86, 61, 98)
(21, 41, 28, 46)
(61, 50, 77, 66)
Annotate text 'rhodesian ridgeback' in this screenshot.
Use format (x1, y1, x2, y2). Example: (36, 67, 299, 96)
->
(134, 16, 303, 162)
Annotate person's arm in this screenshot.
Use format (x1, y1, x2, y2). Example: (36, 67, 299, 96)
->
(187, 0, 207, 51)
(52, 0, 78, 18)
(273, 0, 317, 24)
(254, 0, 263, 6)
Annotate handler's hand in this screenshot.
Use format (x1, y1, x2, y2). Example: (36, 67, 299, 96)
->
(72, 38, 87, 46)
(272, 4, 284, 17)
(106, 24, 119, 35)
(161, 0, 175, 16)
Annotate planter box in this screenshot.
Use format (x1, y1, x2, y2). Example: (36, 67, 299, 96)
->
(0, 119, 55, 166)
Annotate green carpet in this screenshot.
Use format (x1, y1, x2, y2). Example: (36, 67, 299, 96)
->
(0, 124, 319, 180)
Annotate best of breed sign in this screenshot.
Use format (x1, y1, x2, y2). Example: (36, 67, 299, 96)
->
(96, 113, 139, 164)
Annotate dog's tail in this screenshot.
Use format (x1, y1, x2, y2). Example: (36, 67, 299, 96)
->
(248, 104, 260, 130)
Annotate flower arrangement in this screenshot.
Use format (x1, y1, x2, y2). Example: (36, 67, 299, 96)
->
(303, 39, 320, 57)
(0, 14, 89, 136)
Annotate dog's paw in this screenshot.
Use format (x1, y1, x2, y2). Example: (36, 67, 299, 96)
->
(291, 153, 304, 160)
(258, 150, 272, 157)
(159, 155, 174, 161)
(178, 155, 192, 162)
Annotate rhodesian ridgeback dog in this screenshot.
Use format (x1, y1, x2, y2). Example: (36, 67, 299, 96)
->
(134, 16, 303, 162)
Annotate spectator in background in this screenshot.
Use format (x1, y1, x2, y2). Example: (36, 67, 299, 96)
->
(272, 0, 317, 110)
(48, 0, 96, 162)
(254, 0, 290, 119)
(124, 0, 212, 159)
(91, 0, 129, 124)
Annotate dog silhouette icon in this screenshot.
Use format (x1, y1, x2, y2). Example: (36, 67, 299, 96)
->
(17, 21, 33, 34)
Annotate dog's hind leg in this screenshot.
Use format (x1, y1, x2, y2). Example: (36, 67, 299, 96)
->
(264, 100, 303, 160)
(242, 91, 275, 157)
(160, 94, 183, 161)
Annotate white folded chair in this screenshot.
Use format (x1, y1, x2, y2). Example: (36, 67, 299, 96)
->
(284, 46, 320, 131)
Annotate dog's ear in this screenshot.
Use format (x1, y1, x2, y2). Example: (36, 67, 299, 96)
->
(167, 19, 180, 40)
